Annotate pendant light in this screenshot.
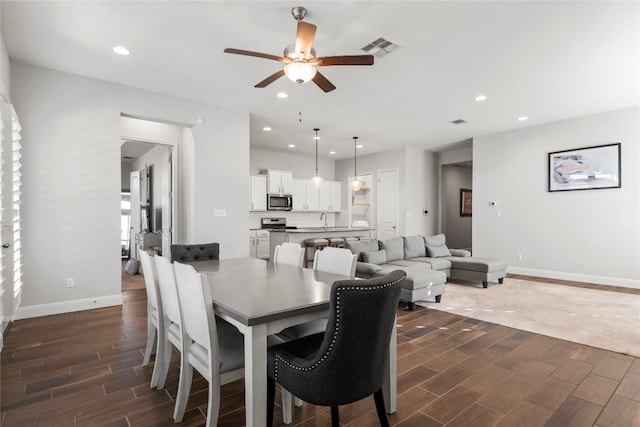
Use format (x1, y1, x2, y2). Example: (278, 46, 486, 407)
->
(351, 136, 363, 191)
(310, 128, 324, 188)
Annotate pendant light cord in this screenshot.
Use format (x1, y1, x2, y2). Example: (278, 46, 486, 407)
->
(353, 136, 358, 178)
(314, 128, 319, 175)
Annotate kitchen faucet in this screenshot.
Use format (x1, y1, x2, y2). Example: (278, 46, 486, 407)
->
(320, 212, 327, 231)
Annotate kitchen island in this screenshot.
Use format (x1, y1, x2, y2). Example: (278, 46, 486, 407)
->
(269, 227, 376, 261)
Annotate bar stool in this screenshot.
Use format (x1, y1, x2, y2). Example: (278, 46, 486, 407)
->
(303, 238, 329, 268)
(328, 237, 345, 248)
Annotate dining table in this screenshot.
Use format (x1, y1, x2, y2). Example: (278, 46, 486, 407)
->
(192, 257, 397, 426)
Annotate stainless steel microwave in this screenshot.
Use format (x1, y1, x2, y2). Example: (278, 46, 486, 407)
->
(267, 193, 293, 211)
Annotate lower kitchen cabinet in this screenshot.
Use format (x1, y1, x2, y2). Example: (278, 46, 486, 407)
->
(249, 229, 270, 259)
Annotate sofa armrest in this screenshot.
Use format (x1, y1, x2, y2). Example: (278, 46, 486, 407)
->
(356, 262, 383, 277)
(450, 249, 472, 257)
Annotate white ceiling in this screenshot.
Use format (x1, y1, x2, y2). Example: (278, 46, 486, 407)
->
(2, 1, 638, 160)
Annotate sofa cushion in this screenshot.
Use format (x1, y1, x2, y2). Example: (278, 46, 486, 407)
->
(424, 234, 452, 258)
(355, 262, 383, 277)
(380, 237, 404, 262)
(404, 235, 426, 258)
(345, 239, 380, 261)
(386, 259, 432, 269)
(362, 249, 387, 265)
(410, 257, 452, 271)
(450, 249, 472, 257)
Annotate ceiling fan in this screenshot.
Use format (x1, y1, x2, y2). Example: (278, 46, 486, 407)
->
(224, 6, 374, 93)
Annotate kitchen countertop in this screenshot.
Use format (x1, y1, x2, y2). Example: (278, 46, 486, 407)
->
(270, 227, 375, 233)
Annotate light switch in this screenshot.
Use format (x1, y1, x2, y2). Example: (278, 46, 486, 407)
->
(214, 209, 227, 217)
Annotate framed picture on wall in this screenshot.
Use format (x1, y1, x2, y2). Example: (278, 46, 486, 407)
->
(460, 189, 472, 216)
(548, 143, 621, 192)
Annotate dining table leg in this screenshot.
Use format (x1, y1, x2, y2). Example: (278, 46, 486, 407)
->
(382, 315, 398, 413)
(243, 323, 268, 426)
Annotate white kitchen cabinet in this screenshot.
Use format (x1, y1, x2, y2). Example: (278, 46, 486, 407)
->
(249, 175, 267, 211)
(319, 181, 342, 212)
(292, 179, 319, 211)
(249, 229, 270, 259)
(267, 170, 293, 195)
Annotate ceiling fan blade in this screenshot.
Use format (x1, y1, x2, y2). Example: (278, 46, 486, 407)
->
(313, 55, 375, 66)
(224, 48, 290, 63)
(294, 21, 317, 58)
(312, 71, 336, 93)
(254, 69, 286, 88)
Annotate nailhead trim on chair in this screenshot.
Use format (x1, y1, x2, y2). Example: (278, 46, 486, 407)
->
(274, 277, 404, 381)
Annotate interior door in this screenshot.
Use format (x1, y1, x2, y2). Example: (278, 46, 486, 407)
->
(377, 169, 399, 240)
(161, 147, 173, 256)
(129, 170, 141, 259)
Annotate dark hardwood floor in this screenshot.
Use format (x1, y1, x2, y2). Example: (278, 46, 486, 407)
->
(2, 281, 639, 426)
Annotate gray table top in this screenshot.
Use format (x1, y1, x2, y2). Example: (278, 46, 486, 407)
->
(191, 258, 351, 326)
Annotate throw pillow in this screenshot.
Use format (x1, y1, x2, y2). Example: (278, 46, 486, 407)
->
(404, 235, 426, 258)
(362, 249, 387, 265)
(450, 249, 471, 257)
(380, 237, 404, 262)
(345, 239, 380, 261)
(425, 234, 452, 258)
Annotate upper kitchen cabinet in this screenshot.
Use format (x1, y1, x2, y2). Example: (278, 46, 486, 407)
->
(250, 175, 267, 211)
(319, 181, 342, 212)
(292, 179, 320, 211)
(267, 170, 293, 195)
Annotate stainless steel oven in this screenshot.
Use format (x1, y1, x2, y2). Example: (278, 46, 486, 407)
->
(267, 193, 293, 211)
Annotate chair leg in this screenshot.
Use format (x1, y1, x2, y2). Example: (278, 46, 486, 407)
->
(267, 377, 276, 427)
(155, 330, 173, 389)
(173, 355, 193, 422)
(295, 397, 303, 407)
(143, 315, 157, 366)
(149, 328, 165, 388)
(281, 387, 292, 424)
(331, 406, 339, 427)
(205, 372, 221, 427)
(373, 388, 390, 427)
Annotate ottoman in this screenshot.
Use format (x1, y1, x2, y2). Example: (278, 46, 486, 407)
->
(374, 265, 447, 310)
(446, 257, 508, 288)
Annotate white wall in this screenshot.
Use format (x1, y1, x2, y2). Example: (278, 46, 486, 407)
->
(250, 148, 335, 180)
(11, 61, 250, 317)
(335, 146, 439, 238)
(0, 34, 9, 101)
(474, 107, 639, 287)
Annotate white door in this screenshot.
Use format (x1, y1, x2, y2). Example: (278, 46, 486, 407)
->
(130, 171, 141, 259)
(161, 148, 173, 256)
(377, 169, 399, 240)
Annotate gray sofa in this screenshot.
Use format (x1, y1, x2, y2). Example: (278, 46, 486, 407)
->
(344, 234, 508, 310)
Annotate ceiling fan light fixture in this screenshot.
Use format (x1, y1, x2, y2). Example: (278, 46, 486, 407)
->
(284, 61, 317, 84)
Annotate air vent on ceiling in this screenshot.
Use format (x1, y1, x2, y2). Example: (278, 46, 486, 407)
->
(450, 119, 468, 125)
(361, 37, 398, 57)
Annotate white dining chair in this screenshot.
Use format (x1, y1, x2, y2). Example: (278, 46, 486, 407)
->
(273, 242, 305, 268)
(138, 251, 165, 388)
(277, 247, 357, 341)
(153, 255, 184, 392)
(312, 246, 358, 277)
(172, 261, 245, 426)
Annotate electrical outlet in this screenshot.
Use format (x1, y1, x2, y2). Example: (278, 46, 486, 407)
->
(517, 253, 523, 261)
(213, 209, 227, 217)
(66, 277, 74, 288)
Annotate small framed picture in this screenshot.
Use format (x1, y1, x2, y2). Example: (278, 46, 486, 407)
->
(548, 143, 621, 192)
(460, 189, 472, 217)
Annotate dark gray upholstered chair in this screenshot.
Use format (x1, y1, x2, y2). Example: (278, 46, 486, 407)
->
(266, 270, 406, 427)
(170, 243, 219, 263)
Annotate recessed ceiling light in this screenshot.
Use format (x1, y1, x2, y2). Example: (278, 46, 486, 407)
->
(475, 95, 487, 102)
(356, 144, 363, 149)
(263, 127, 272, 131)
(518, 116, 529, 121)
(277, 92, 288, 99)
(288, 144, 295, 148)
(329, 151, 336, 155)
(112, 45, 130, 56)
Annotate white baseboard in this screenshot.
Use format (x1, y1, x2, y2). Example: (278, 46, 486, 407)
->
(13, 294, 123, 320)
(507, 267, 639, 289)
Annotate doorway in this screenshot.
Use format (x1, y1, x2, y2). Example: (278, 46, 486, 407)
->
(377, 169, 399, 240)
(441, 162, 472, 249)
